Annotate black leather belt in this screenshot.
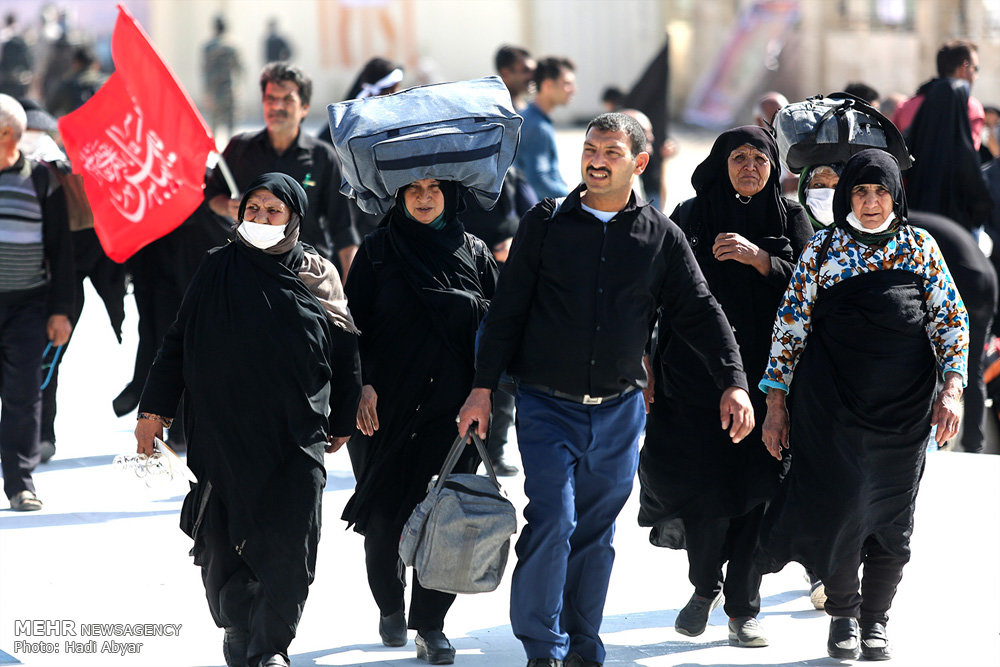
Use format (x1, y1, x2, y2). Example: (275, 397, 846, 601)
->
(521, 383, 637, 405)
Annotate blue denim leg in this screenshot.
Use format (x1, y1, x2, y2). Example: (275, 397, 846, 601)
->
(510, 387, 644, 662)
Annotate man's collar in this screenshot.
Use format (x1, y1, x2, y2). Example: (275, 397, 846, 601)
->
(565, 184, 646, 215)
(259, 125, 311, 153)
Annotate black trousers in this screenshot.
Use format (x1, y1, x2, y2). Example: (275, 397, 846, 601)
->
(200, 502, 295, 665)
(486, 382, 516, 462)
(363, 506, 456, 632)
(0, 301, 47, 499)
(823, 535, 906, 625)
(682, 503, 765, 618)
(962, 305, 993, 453)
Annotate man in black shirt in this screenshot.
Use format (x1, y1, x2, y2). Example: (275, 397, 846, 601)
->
(458, 113, 753, 667)
(205, 62, 359, 273)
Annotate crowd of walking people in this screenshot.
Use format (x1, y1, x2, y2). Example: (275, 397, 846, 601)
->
(1, 15, 998, 667)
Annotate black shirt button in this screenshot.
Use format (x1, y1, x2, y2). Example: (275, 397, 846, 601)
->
(600, 256, 606, 262)
(590, 359, 596, 366)
(597, 288, 604, 294)
(410, 433, 417, 440)
(596, 325, 601, 332)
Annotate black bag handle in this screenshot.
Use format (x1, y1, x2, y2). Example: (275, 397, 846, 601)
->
(433, 427, 501, 490)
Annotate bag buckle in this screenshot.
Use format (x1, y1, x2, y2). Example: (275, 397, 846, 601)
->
(581, 394, 604, 405)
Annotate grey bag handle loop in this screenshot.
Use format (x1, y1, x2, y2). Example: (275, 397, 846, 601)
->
(434, 427, 501, 491)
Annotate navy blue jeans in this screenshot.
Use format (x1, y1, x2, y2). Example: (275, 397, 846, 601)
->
(0, 300, 48, 499)
(510, 386, 645, 663)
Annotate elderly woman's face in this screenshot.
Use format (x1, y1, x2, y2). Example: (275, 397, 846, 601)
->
(850, 183, 894, 228)
(403, 179, 444, 224)
(243, 189, 290, 226)
(808, 168, 839, 190)
(727, 144, 771, 197)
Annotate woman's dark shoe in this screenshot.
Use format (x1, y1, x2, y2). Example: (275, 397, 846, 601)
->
(860, 621, 891, 660)
(415, 629, 456, 665)
(379, 609, 407, 647)
(827, 616, 861, 660)
(222, 627, 247, 667)
(255, 655, 289, 667)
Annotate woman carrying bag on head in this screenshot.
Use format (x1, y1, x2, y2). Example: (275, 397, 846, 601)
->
(341, 177, 499, 665)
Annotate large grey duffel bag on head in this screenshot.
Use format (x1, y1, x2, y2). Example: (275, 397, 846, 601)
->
(775, 93, 912, 174)
(399, 428, 517, 595)
(327, 75, 522, 216)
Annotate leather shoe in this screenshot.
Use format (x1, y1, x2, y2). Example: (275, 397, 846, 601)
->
(860, 621, 891, 660)
(416, 629, 455, 664)
(9, 490, 43, 511)
(379, 609, 407, 647)
(566, 652, 601, 666)
(222, 627, 247, 667)
(827, 616, 860, 660)
(490, 457, 519, 476)
(526, 660, 563, 667)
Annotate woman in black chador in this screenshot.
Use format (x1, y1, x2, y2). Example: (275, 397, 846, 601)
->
(134, 173, 362, 667)
(638, 125, 812, 648)
(759, 149, 968, 661)
(342, 178, 498, 665)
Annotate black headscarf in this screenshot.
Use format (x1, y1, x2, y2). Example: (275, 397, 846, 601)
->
(905, 77, 993, 229)
(236, 172, 307, 256)
(688, 125, 788, 246)
(381, 180, 488, 360)
(833, 148, 906, 245)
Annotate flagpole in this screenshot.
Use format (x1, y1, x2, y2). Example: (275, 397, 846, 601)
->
(212, 152, 240, 200)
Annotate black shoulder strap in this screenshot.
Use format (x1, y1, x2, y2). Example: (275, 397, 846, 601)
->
(815, 227, 836, 269)
(28, 160, 50, 218)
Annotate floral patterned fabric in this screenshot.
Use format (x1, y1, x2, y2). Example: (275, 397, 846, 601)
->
(760, 225, 969, 392)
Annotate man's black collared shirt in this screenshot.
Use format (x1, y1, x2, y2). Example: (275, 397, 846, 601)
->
(205, 128, 359, 261)
(474, 185, 747, 398)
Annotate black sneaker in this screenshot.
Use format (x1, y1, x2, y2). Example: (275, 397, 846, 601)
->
(861, 621, 891, 661)
(827, 616, 860, 660)
(565, 652, 601, 666)
(675, 590, 723, 636)
(39, 440, 56, 464)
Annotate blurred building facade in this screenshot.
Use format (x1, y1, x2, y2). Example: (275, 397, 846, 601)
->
(134, 0, 1000, 132)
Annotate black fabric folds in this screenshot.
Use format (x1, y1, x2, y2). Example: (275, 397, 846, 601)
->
(342, 182, 498, 534)
(638, 126, 813, 543)
(904, 78, 993, 230)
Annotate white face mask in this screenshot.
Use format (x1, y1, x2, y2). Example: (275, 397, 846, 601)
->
(237, 220, 287, 249)
(847, 210, 896, 234)
(805, 188, 835, 225)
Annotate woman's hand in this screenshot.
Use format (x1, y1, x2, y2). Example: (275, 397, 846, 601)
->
(356, 384, 379, 436)
(720, 386, 755, 443)
(931, 372, 964, 445)
(134, 417, 163, 457)
(713, 233, 771, 276)
(761, 389, 790, 460)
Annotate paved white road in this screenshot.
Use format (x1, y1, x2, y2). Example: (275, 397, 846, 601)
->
(2, 128, 998, 667)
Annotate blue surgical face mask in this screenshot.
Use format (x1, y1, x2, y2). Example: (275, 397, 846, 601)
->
(805, 188, 835, 225)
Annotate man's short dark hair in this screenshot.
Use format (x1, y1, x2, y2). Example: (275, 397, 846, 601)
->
(260, 62, 312, 106)
(843, 82, 879, 105)
(937, 40, 978, 77)
(585, 112, 648, 156)
(495, 45, 531, 73)
(533, 56, 575, 89)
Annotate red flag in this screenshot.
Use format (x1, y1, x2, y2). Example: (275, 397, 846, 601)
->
(58, 4, 216, 262)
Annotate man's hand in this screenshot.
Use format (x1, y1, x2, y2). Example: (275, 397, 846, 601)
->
(356, 384, 379, 436)
(457, 387, 492, 439)
(930, 372, 963, 445)
(134, 418, 163, 457)
(325, 435, 351, 453)
(761, 388, 790, 460)
(642, 354, 655, 414)
(46, 315, 72, 346)
(720, 386, 754, 443)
